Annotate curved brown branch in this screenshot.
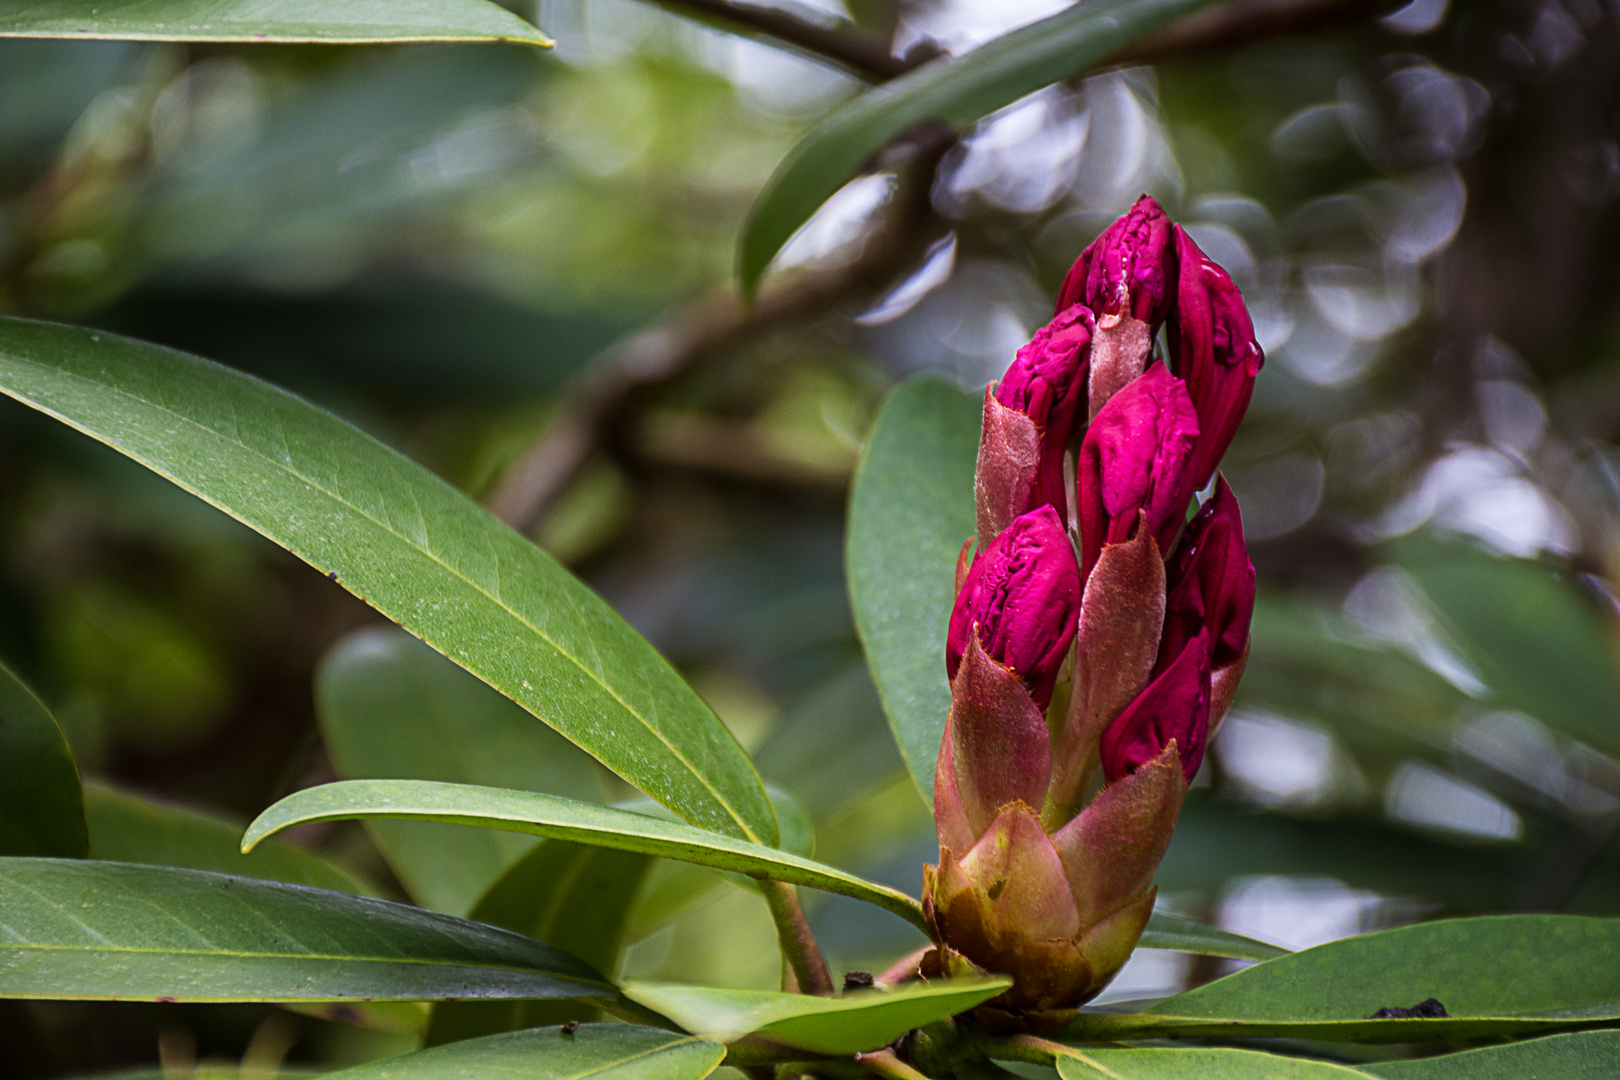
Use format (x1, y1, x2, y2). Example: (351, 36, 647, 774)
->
(653, 0, 918, 81)
(485, 123, 956, 535)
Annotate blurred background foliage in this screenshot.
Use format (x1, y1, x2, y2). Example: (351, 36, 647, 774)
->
(4, 0, 1620, 1074)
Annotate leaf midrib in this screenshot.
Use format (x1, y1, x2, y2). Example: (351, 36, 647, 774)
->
(0, 346, 763, 844)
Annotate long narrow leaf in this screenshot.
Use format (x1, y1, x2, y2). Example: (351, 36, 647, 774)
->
(0, 317, 777, 847)
(244, 779, 930, 934)
(739, 0, 1221, 291)
(1140, 912, 1288, 963)
(1062, 915, 1620, 1042)
(0, 0, 549, 44)
(326, 1023, 725, 1080)
(0, 858, 612, 1003)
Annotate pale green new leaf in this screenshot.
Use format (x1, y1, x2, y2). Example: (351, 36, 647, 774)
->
(0, 659, 86, 858)
(244, 779, 929, 933)
(847, 376, 979, 803)
(0, 0, 549, 44)
(624, 978, 1010, 1053)
(1064, 915, 1620, 1042)
(0, 857, 612, 1003)
(328, 1023, 724, 1080)
(427, 840, 654, 1045)
(739, 0, 1220, 291)
(0, 317, 777, 847)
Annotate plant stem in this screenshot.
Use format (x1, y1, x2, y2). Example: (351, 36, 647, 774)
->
(972, 1034, 1076, 1067)
(762, 880, 836, 996)
(853, 1048, 932, 1080)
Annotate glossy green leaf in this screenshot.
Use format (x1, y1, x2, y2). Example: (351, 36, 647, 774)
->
(0, 857, 612, 1003)
(1366, 1029, 1620, 1078)
(738, 0, 1219, 291)
(1055, 1048, 1374, 1078)
(317, 626, 612, 915)
(1064, 915, 1620, 1042)
(623, 978, 1010, 1053)
(329, 1023, 723, 1080)
(244, 779, 929, 933)
(847, 376, 979, 802)
(85, 781, 370, 895)
(1396, 536, 1620, 755)
(0, 659, 86, 858)
(0, 0, 549, 45)
(1140, 912, 1289, 962)
(427, 840, 654, 1046)
(0, 317, 777, 847)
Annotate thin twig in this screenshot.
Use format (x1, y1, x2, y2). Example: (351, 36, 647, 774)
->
(763, 880, 837, 996)
(654, 0, 918, 81)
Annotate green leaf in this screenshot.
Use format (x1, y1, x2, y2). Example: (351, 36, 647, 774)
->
(1054, 1047, 1374, 1078)
(0, 857, 612, 1003)
(1365, 1029, 1620, 1078)
(0, 0, 549, 45)
(426, 840, 654, 1046)
(1140, 912, 1289, 963)
(738, 0, 1220, 291)
(327, 1023, 724, 1080)
(1396, 536, 1620, 756)
(0, 659, 86, 858)
(623, 978, 1010, 1053)
(317, 626, 612, 915)
(243, 779, 929, 934)
(0, 317, 777, 848)
(85, 781, 371, 895)
(847, 376, 979, 802)
(1064, 915, 1620, 1042)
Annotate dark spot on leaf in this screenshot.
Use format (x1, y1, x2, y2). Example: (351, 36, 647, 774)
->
(327, 571, 339, 581)
(1367, 998, 1449, 1019)
(156, 996, 176, 1003)
(561, 1021, 579, 1034)
(327, 1005, 362, 1023)
(843, 971, 875, 992)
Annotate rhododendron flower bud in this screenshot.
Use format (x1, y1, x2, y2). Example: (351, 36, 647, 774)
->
(1169, 226, 1264, 494)
(947, 505, 1081, 711)
(975, 305, 1094, 539)
(1056, 196, 1177, 419)
(1100, 629, 1212, 784)
(1160, 478, 1254, 734)
(1057, 195, 1176, 325)
(1076, 364, 1199, 584)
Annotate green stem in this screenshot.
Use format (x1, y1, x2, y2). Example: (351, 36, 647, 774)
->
(854, 1048, 933, 1080)
(762, 879, 835, 996)
(973, 1034, 1076, 1067)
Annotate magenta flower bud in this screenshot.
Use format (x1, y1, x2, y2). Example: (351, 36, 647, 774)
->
(1158, 478, 1255, 676)
(1169, 226, 1265, 494)
(1075, 364, 1200, 584)
(1099, 629, 1212, 785)
(947, 505, 1081, 711)
(1055, 195, 1176, 326)
(994, 304, 1094, 519)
